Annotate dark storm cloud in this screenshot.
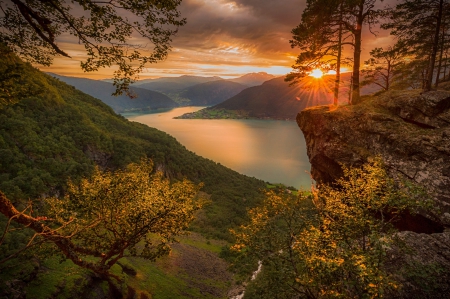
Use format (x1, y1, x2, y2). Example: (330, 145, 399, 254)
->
(172, 0, 303, 55)
(232, 0, 306, 26)
(172, 0, 398, 57)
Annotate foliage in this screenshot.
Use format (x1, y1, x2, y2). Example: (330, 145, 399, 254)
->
(233, 158, 430, 299)
(0, 51, 265, 243)
(287, 0, 350, 80)
(1, 160, 202, 281)
(0, 0, 185, 94)
(48, 160, 202, 267)
(382, 0, 450, 90)
(288, 0, 381, 104)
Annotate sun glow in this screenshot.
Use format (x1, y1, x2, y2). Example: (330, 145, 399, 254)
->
(310, 69, 324, 79)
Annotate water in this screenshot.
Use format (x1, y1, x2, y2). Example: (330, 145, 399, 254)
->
(124, 107, 312, 189)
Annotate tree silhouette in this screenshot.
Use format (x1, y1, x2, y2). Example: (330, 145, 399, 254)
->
(361, 43, 407, 91)
(382, 0, 450, 90)
(0, 0, 185, 95)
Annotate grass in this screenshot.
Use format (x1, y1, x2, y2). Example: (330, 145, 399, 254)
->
(9, 233, 232, 299)
(25, 257, 90, 299)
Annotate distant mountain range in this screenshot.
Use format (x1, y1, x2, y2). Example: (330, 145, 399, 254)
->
(179, 80, 248, 106)
(133, 75, 222, 94)
(129, 72, 276, 106)
(52, 72, 380, 116)
(177, 77, 331, 120)
(50, 74, 177, 113)
(227, 72, 276, 86)
(52, 73, 272, 109)
(177, 73, 382, 121)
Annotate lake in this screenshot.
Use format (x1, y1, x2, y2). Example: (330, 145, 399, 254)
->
(124, 107, 312, 189)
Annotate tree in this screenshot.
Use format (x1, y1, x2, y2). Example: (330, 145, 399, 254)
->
(233, 158, 429, 298)
(0, 0, 185, 95)
(0, 160, 202, 285)
(288, 0, 381, 104)
(287, 0, 352, 105)
(361, 43, 407, 91)
(382, 0, 450, 91)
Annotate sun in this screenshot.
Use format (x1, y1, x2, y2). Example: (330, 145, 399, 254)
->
(310, 69, 324, 78)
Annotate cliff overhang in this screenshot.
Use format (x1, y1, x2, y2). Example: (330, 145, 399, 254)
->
(297, 90, 450, 230)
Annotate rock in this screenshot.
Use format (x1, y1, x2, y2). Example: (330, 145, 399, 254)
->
(297, 90, 450, 297)
(387, 231, 450, 298)
(298, 90, 450, 227)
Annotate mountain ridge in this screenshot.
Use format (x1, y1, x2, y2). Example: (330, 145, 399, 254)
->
(50, 73, 178, 113)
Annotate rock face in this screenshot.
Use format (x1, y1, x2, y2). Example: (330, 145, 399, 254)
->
(298, 90, 450, 228)
(297, 90, 450, 296)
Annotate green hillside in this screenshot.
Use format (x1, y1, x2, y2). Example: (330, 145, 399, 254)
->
(0, 47, 265, 297)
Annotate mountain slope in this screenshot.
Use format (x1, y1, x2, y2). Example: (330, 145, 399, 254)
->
(0, 46, 266, 298)
(179, 76, 333, 120)
(50, 74, 178, 113)
(179, 74, 382, 120)
(1, 48, 265, 239)
(134, 75, 222, 93)
(179, 80, 247, 106)
(228, 72, 277, 86)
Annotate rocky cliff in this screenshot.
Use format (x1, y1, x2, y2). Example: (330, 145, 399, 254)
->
(298, 90, 450, 227)
(297, 89, 450, 296)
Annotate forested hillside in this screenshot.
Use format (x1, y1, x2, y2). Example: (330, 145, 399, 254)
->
(0, 46, 267, 298)
(0, 47, 265, 238)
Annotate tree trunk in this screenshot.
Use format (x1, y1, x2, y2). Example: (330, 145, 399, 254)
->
(444, 53, 448, 81)
(0, 191, 120, 282)
(386, 60, 391, 91)
(425, 0, 444, 91)
(351, 5, 363, 104)
(435, 21, 446, 87)
(334, 2, 343, 106)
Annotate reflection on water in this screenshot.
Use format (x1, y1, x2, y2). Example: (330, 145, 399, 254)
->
(124, 107, 311, 189)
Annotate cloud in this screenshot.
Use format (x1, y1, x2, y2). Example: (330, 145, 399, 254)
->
(39, 0, 398, 78)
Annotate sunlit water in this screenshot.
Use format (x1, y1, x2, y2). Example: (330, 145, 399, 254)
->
(124, 107, 312, 189)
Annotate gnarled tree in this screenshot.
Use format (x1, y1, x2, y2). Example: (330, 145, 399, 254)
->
(0, 160, 202, 284)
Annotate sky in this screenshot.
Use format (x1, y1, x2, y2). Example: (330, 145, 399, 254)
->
(38, 0, 397, 80)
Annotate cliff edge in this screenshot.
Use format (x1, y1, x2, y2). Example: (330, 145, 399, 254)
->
(298, 90, 450, 296)
(298, 90, 450, 227)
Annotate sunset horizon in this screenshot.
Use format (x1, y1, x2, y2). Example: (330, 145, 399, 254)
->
(34, 0, 395, 81)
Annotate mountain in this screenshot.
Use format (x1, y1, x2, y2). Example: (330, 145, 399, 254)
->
(228, 72, 277, 86)
(178, 76, 332, 120)
(214, 76, 332, 120)
(50, 74, 178, 113)
(0, 47, 266, 297)
(179, 80, 247, 106)
(178, 73, 384, 120)
(133, 75, 222, 93)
